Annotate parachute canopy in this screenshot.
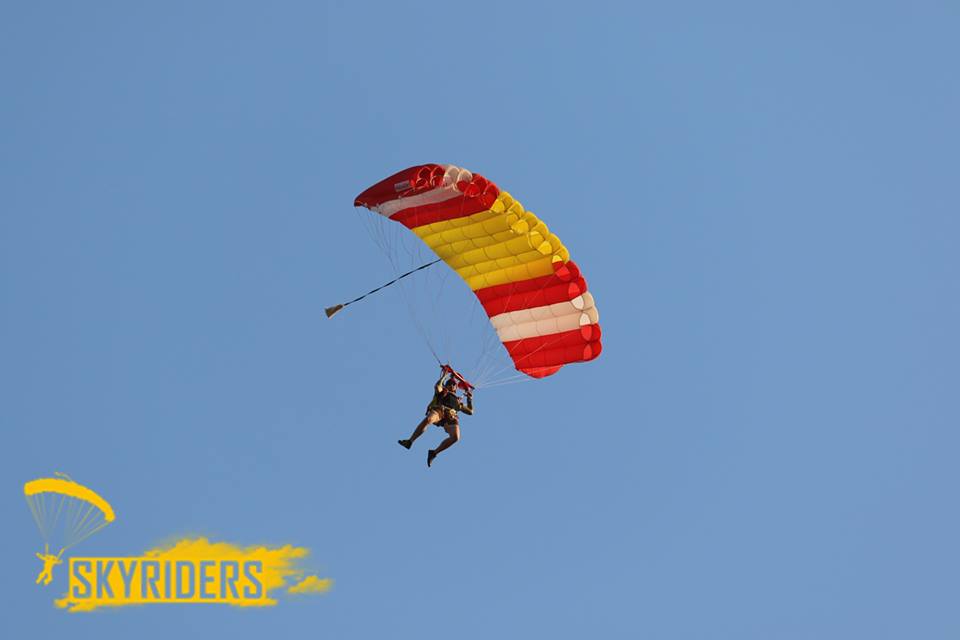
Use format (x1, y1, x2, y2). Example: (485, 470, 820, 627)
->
(355, 164, 602, 379)
(24, 476, 115, 551)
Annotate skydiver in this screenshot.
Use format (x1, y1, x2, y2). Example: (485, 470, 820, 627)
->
(35, 544, 63, 586)
(398, 368, 474, 467)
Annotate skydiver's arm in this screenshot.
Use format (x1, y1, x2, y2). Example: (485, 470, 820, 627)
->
(36, 553, 43, 560)
(459, 394, 474, 416)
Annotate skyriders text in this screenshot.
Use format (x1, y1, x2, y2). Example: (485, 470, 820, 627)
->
(66, 558, 265, 606)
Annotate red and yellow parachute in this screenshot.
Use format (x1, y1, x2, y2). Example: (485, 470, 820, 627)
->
(354, 164, 601, 379)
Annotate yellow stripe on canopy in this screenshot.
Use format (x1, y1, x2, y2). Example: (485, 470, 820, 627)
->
(410, 192, 569, 291)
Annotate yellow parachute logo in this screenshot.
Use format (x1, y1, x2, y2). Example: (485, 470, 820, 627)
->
(24, 473, 115, 553)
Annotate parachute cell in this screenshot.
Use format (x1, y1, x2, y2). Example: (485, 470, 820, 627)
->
(355, 164, 602, 379)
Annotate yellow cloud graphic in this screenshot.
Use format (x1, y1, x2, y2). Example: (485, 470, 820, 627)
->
(288, 575, 333, 594)
(55, 537, 331, 612)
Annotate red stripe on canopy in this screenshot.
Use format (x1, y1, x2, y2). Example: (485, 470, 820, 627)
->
(354, 164, 446, 208)
(474, 260, 587, 314)
(390, 187, 497, 228)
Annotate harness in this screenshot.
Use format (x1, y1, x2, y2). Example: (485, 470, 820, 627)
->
(428, 390, 461, 422)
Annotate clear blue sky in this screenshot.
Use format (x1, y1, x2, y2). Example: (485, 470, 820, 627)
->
(2, 2, 958, 638)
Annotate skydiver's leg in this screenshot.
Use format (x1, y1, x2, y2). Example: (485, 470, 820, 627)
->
(427, 422, 460, 466)
(400, 411, 440, 449)
(435, 423, 460, 454)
